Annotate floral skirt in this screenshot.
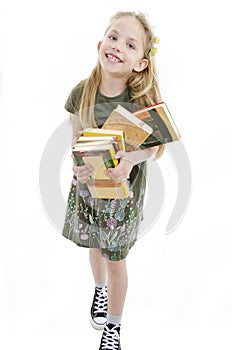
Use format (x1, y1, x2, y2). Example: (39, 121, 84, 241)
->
(62, 176, 145, 261)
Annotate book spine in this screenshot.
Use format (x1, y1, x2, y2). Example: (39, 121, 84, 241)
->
(109, 146, 118, 167)
(102, 151, 118, 169)
(103, 153, 118, 169)
(73, 152, 85, 166)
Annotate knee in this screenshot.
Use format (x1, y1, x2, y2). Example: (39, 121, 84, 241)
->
(89, 248, 102, 258)
(105, 258, 127, 274)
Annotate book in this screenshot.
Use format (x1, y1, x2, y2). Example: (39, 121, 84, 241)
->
(83, 128, 125, 151)
(72, 143, 118, 180)
(72, 137, 130, 199)
(77, 135, 118, 143)
(74, 135, 120, 152)
(87, 179, 130, 199)
(132, 102, 181, 147)
(102, 103, 180, 150)
(102, 104, 153, 150)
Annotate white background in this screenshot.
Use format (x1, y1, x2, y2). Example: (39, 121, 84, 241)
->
(1, 0, 232, 349)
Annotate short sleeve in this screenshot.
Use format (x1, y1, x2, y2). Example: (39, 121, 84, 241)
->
(64, 80, 86, 114)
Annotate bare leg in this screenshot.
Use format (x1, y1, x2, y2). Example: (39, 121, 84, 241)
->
(89, 248, 107, 284)
(105, 258, 128, 316)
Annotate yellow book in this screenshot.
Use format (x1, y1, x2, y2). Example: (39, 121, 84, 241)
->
(83, 128, 125, 151)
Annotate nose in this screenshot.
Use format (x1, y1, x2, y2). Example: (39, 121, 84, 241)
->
(111, 40, 122, 52)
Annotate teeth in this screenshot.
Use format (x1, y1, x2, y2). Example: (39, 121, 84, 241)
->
(107, 54, 120, 62)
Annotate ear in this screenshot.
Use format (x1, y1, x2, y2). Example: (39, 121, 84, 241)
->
(97, 41, 102, 52)
(133, 58, 148, 72)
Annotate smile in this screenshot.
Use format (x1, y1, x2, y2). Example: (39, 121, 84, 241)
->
(106, 54, 122, 63)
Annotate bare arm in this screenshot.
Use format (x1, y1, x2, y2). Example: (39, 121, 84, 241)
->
(106, 146, 159, 183)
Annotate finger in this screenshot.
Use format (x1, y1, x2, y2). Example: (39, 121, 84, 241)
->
(117, 177, 127, 183)
(76, 164, 93, 175)
(104, 170, 112, 178)
(79, 169, 93, 178)
(73, 166, 92, 179)
(78, 175, 91, 184)
(72, 165, 79, 176)
(115, 150, 126, 159)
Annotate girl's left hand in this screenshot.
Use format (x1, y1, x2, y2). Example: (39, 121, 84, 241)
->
(106, 158, 133, 183)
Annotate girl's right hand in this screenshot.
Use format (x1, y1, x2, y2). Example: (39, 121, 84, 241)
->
(72, 159, 93, 184)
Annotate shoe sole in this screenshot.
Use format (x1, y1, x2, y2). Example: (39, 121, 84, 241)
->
(89, 315, 106, 330)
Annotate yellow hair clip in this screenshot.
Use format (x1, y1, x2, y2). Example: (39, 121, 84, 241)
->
(154, 37, 160, 44)
(150, 37, 160, 56)
(150, 47, 158, 56)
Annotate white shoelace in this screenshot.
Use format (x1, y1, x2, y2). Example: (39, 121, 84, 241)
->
(101, 324, 120, 350)
(94, 287, 108, 315)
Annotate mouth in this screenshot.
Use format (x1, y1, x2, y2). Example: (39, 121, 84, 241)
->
(105, 53, 123, 63)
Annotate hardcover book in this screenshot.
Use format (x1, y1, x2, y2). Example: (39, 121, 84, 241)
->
(102, 104, 153, 150)
(132, 102, 181, 147)
(72, 142, 118, 180)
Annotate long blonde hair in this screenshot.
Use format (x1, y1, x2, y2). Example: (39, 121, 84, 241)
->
(79, 11, 164, 158)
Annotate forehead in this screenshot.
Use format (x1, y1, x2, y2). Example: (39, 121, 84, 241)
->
(107, 16, 145, 44)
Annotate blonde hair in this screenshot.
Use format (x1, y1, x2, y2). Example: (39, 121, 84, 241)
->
(79, 11, 164, 158)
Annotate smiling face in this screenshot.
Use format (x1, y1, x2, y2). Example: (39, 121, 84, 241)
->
(98, 16, 148, 80)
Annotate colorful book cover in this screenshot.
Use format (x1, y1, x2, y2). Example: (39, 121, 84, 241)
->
(133, 102, 181, 146)
(102, 104, 153, 150)
(72, 145, 118, 180)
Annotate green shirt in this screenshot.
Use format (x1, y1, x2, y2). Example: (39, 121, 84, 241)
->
(65, 79, 131, 125)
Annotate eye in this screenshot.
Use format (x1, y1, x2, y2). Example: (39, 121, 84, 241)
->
(127, 42, 135, 50)
(109, 35, 117, 41)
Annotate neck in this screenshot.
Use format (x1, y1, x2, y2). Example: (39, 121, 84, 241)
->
(99, 72, 127, 97)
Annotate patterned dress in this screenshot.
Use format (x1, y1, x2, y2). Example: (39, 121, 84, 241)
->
(62, 81, 148, 261)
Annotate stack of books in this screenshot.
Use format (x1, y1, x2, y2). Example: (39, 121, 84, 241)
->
(72, 102, 180, 199)
(72, 132, 128, 199)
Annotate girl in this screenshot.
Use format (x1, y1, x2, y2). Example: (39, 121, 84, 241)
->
(62, 11, 164, 350)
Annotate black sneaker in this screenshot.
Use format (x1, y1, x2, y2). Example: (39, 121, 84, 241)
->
(90, 286, 108, 330)
(99, 323, 121, 350)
